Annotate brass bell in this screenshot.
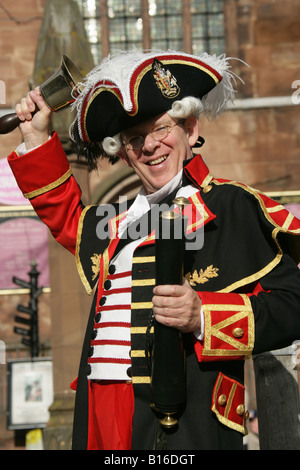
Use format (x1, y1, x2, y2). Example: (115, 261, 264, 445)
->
(39, 55, 83, 111)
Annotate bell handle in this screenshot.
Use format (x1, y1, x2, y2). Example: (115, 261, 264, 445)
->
(0, 108, 39, 135)
(0, 113, 22, 134)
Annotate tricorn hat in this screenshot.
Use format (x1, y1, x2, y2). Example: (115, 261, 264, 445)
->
(70, 50, 241, 167)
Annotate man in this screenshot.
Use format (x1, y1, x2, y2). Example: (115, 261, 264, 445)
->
(8, 50, 300, 450)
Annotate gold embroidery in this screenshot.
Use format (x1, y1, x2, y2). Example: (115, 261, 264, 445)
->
(132, 256, 155, 263)
(131, 278, 156, 286)
(266, 204, 285, 213)
(152, 58, 180, 98)
(186, 265, 219, 286)
(102, 247, 110, 289)
(131, 326, 154, 334)
(211, 178, 298, 290)
(132, 376, 151, 384)
(225, 383, 237, 419)
(200, 172, 214, 189)
(202, 304, 252, 313)
(282, 212, 294, 231)
(75, 205, 94, 295)
(217, 252, 282, 294)
(202, 294, 254, 358)
(131, 302, 153, 309)
(91, 253, 101, 281)
(131, 350, 146, 358)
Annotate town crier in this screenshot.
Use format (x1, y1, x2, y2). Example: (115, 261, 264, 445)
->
(7, 49, 300, 450)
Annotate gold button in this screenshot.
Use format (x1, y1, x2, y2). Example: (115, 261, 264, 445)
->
(245, 410, 249, 420)
(203, 184, 212, 193)
(218, 394, 227, 406)
(236, 404, 245, 416)
(233, 327, 244, 338)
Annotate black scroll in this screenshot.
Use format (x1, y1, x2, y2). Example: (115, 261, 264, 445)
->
(151, 206, 188, 428)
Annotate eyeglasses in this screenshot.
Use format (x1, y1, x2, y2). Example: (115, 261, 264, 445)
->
(123, 121, 184, 151)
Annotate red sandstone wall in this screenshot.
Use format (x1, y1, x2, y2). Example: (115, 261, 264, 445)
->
(0, 0, 46, 157)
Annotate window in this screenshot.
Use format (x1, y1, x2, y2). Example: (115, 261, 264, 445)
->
(149, 0, 183, 51)
(75, 0, 102, 63)
(191, 0, 225, 55)
(76, 0, 225, 63)
(108, 0, 143, 53)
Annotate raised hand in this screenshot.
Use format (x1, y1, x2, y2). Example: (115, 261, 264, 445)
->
(15, 87, 51, 150)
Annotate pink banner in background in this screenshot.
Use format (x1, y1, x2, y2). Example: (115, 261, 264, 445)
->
(0, 157, 28, 206)
(0, 158, 50, 289)
(0, 217, 50, 290)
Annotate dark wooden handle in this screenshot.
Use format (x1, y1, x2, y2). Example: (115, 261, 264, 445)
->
(0, 113, 22, 134)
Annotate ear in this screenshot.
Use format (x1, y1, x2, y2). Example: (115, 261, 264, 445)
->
(184, 115, 200, 147)
(117, 147, 132, 168)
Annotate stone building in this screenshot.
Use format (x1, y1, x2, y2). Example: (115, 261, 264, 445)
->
(0, 0, 299, 450)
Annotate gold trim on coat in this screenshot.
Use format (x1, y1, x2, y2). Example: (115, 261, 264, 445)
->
(202, 294, 254, 358)
(24, 168, 72, 199)
(75, 205, 94, 295)
(212, 178, 300, 293)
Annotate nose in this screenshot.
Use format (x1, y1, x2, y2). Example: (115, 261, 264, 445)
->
(142, 133, 160, 153)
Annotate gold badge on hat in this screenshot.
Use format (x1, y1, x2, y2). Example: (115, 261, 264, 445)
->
(152, 59, 180, 99)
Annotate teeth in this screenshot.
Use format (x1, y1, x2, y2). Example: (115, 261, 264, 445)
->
(148, 156, 167, 166)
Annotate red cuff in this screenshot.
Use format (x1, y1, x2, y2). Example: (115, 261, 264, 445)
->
(211, 372, 248, 435)
(7, 132, 71, 199)
(194, 291, 254, 361)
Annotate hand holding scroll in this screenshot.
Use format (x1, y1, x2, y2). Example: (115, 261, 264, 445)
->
(152, 279, 202, 334)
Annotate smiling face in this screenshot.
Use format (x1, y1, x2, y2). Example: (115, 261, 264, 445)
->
(118, 113, 199, 194)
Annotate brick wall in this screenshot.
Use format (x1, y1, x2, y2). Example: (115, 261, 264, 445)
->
(0, 1, 48, 450)
(224, 0, 300, 98)
(202, 0, 300, 192)
(0, 0, 47, 156)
